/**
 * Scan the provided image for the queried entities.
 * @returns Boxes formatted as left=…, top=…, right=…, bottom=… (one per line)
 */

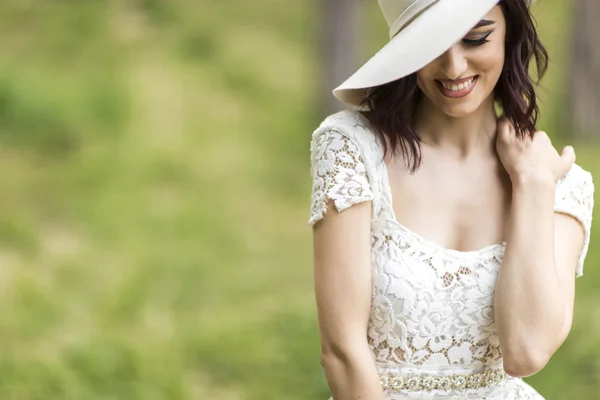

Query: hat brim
left=333, top=0, right=500, bottom=110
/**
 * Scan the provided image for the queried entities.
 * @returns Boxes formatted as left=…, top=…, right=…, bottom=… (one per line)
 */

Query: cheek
left=416, top=65, right=439, bottom=93
left=478, top=43, right=505, bottom=80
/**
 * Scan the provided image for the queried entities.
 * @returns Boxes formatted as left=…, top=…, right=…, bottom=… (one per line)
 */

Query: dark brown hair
left=359, top=0, right=549, bottom=172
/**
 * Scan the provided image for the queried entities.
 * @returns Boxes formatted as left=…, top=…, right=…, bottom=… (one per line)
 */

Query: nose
left=438, top=44, right=468, bottom=80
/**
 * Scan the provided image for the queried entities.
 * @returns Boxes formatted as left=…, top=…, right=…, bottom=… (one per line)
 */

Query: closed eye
left=462, top=31, right=493, bottom=48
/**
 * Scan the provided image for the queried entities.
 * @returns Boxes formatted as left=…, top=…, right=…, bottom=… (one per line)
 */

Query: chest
left=385, top=153, right=512, bottom=252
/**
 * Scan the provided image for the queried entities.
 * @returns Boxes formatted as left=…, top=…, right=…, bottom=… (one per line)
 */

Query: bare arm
left=313, top=199, right=385, bottom=400
left=493, top=121, right=592, bottom=377
left=494, top=172, right=583, bottom=377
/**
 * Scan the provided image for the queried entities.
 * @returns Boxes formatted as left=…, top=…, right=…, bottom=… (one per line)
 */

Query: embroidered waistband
left=379, top=367, right=509, bottom=392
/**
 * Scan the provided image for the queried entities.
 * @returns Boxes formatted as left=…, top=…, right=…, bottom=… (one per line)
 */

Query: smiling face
left=416, top=6, right=507, bottom=118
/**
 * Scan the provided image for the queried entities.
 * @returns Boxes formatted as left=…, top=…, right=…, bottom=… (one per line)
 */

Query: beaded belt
left=379, top=368, right=509, bottom=392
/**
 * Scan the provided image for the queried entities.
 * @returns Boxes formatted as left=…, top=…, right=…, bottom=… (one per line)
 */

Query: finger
left=531, top=130, right=548, bottom=144
left=496, top=118, right=514, bottom=143
left=536, top=131, right=551, bottom=143
left=560, top=145, right=576, bottom=173
left=562, top=145, right=576, bottom=161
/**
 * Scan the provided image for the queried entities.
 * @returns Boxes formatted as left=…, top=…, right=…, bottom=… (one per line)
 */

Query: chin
left=440, top=103, right=480, bottom=118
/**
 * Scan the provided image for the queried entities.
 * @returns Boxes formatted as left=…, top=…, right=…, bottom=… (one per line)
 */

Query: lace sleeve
left=554, top=164, right=595, bottom=277
left=308, top=129, right=374, bottom=226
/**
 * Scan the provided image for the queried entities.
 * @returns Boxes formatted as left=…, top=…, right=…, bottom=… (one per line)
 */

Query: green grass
left=0, top=0, right=597, bottom=399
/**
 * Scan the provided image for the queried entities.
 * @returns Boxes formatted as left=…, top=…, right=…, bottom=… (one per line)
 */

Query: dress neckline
left=388, top=213, right=507, bottom=256
left=379, top=153, right=507, bottom=257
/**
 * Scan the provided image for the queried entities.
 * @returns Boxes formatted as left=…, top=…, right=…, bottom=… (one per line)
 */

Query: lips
left=435, top=76, right=479, bottom=99
left=438, top=76, right=476, bottom=91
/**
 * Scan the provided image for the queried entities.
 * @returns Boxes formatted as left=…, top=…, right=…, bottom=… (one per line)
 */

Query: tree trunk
left=318, top=0, right=360, bottom=116
left=566, top=0, right=600, bottom=140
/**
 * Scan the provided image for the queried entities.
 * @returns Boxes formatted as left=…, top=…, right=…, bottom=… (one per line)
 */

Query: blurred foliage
left=0, top=0, right=597, bottom=399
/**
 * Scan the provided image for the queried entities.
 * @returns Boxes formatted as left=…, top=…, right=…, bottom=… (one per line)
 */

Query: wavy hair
left=359, top=0, right=549, bottom=172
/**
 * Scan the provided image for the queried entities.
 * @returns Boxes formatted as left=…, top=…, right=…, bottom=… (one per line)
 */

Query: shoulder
left=310, top=110, right=374, bottom=175
left=311, top=110, right=383, bottom=163
left=554, top=163, right=594, bottom=231
left=308, top=110, right=382, bottom=225
left=313, top=109, right=370, bottom=138
left=555, top=163, right=594, bottom=203
left=557, top=163, right=593, bottom=187
left=554, top=163, right=595, bottom=277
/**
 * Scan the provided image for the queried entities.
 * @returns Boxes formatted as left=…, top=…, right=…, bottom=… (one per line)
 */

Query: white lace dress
left=308, top=110, right=595, bottom=400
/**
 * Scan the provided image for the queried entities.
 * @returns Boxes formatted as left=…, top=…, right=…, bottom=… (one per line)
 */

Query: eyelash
left=462, top=32, right=493, bottom=48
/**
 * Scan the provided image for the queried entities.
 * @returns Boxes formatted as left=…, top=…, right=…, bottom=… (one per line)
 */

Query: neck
left=413, top=94, right=498, bottom=159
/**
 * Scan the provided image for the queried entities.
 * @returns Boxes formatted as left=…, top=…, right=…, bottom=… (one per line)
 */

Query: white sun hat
left=333, top=0, right=502, bottom=110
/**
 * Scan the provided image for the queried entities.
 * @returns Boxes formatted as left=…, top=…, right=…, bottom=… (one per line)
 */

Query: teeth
left=441, top=77, right=474, bottom=91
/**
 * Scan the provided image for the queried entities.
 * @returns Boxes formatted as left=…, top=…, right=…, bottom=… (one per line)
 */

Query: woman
left=308, top=0, right=594, bottom=399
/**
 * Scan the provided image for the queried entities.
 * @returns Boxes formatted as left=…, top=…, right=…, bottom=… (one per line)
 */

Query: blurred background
left=0, top=0, right=598, bottom=399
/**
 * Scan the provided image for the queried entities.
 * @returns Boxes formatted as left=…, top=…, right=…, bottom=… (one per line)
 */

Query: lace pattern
left=369, top=221, right=505, bottom=369
left=554, top=164, right=595, bottom=277
left=309, top=129, right=374, bottom=225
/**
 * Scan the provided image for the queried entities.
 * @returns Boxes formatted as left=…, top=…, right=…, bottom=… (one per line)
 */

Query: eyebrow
left=472, top=19, right=496, bottom=29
